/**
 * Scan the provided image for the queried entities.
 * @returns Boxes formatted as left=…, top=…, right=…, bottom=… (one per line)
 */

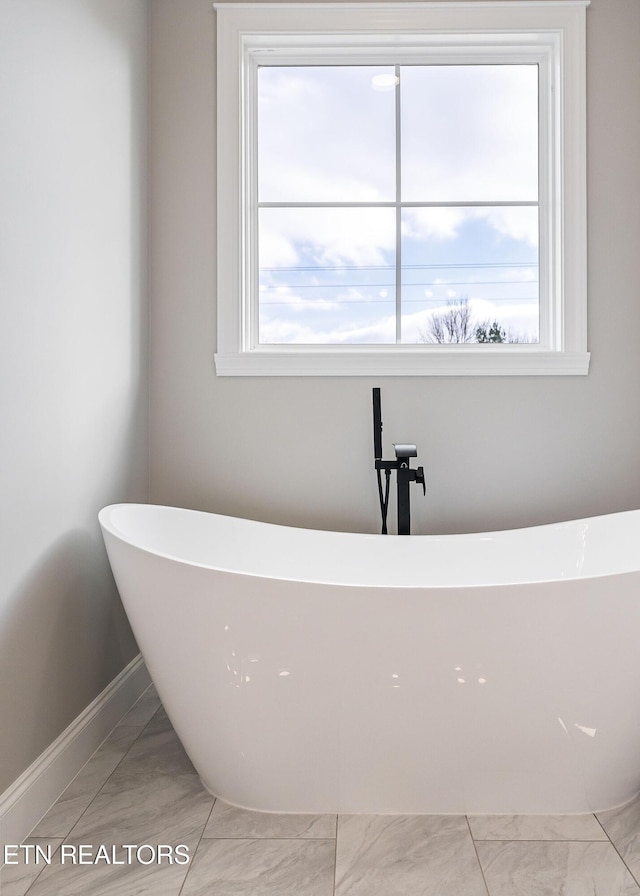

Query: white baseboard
left=0, top=654, right=150, bottom=850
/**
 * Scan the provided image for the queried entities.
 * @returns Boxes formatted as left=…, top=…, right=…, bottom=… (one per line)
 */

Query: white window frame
left=214, top=1, right=590, bottom=377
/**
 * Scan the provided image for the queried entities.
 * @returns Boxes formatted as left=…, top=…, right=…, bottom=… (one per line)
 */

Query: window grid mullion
left=255, top=64, right=541, bottom=348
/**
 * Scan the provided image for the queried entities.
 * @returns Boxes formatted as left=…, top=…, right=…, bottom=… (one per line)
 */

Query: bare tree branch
left=417, top=297, right=535, bottom=344
left=419, top=297, right=476, bottom=344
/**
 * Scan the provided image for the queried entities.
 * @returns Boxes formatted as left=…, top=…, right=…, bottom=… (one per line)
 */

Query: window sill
left=214, top=348, right=591, bottom=377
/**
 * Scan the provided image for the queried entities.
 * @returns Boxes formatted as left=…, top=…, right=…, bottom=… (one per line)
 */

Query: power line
left=260, top=296, right=539, bottom=306
left=260, top=261, right=537, bottom=272
left=260, top=280, right=538, bottom=289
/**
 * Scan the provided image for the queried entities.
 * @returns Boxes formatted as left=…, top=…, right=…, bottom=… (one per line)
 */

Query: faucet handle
left=394, top=443, right=418, bottom=459
left=415, top=466, right=426, bottom=496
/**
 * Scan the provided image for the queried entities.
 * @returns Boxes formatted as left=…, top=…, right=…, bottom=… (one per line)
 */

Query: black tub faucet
left=372, top=388, right=426, bottom=535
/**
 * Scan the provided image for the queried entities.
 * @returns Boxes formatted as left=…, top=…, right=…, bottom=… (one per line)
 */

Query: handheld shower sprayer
left=372, top=388, right=390, bottom=534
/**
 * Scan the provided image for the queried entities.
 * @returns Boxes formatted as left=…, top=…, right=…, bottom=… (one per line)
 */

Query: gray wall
left=149, top=0, right=640, bottom=537
left=0, top=0, right=148, bottom=792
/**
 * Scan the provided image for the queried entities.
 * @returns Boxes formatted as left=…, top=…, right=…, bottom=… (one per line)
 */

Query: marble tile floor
left=3, top=686, right=640, bottom=896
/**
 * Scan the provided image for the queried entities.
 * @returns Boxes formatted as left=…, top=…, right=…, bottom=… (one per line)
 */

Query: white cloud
left=482, top=207, right=539, bottom=249
left=260, top=309, right=396, bottom=344
left=403, top=206, right=539, bottom=250
left=259, top=63, right=538, bottom=204
left=401, top=65, right=538, bottom=203
left=260, top=206, right=395, bottom=269
left=258, top=229, right=298, bottom=269
left=402, top=207, right=466, bottom=241
left=259, top=66, right=396, bottom=203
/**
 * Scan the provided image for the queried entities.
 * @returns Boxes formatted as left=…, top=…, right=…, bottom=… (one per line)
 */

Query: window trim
left=214, top=1, right=590, bottom=376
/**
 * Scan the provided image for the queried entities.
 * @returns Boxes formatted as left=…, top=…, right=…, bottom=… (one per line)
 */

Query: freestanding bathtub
left=99, top=503, right=640, bottom=815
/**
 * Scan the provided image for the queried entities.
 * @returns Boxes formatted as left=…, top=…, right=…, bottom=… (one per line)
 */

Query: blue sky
left=257, top=64, right=539, bottom=344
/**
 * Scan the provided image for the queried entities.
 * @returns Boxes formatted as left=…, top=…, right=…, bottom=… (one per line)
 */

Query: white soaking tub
left=99, top=503, right=640, bottom=815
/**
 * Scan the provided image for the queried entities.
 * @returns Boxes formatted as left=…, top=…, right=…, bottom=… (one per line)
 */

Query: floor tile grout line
left=17, top=697, right=161, bottom=895
left=467, top=810, right=616, bottom=845
left=20, top=840, right=63, bottom=896
left=67, top=708, right=158, bottom=832
left=465, top=815, right=492, bottom=896
left=594, top=813, right=640, bottom=890
left=176, top=796, right=218, bottom=896
left=33, top=704, right=160, bottom=844
left=593, top=812, right=610, bottom=840
left=200, top=835, right=338, bottom=841
left=470, top=837, right=616, bottom=843
left=471, top=829, right=640, bottom=896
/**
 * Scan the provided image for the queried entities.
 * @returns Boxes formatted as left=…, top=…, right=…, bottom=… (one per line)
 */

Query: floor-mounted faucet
left=372, top=388, right=425, bottom=535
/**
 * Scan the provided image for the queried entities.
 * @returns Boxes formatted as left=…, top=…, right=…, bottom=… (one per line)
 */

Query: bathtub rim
left=99, top=503, right=640, bottom=591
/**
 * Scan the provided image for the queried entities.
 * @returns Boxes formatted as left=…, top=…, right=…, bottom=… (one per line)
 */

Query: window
left=214, top=1, right=590, bottom=376
left=258, top=63, right=539, bottom=346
